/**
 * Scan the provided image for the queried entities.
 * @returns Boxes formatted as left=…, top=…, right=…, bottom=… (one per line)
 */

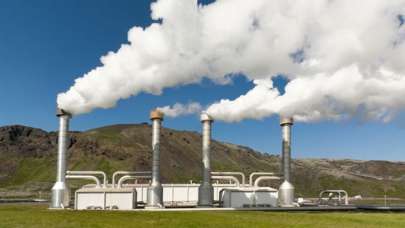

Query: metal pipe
left=51, top=108, right=71, bottom=209
left=319, top=190, right=349, bottom=205
left=146, top=110, right=164, bottom=208
left=280, top=117, right=293, bottom=182
left=199, top=113, right=214, bottom=207
left=279, top=116, right=295, bottom=207
left=66, top=171, right=107, bottom=187
left=254, top=176, right=281, bottom=187
left=249, top=172, right=275, bottom=186
left=117, top=175, right=152, bottom=188
left=112, top=171, right=152, bottom=188
left=211, top=176, right=240, bottom=187
left=65, top=175, right=101, bottom=187
left=212, top=172, right=246, bottom=186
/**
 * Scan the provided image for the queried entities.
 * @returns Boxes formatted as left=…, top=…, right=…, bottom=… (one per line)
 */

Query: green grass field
left=1, top=204, right=405, bottom=228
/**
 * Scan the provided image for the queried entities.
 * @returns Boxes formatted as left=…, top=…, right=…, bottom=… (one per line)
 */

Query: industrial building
left=50, top=108, right=351, bottom=211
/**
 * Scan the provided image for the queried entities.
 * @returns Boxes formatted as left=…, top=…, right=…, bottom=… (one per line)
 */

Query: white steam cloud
left=58, top=0, right=405, bottom=123
left=157, top=102, right=202, bottom=118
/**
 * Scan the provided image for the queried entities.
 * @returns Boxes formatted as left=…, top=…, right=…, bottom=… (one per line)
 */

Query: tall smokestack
left=278, top=116, right=295, bottom=207
left=50, top=108, right=71, bottom=209
left=146, top=110, right=164, bottom=208
left=198, top=113, right=214, bottom=207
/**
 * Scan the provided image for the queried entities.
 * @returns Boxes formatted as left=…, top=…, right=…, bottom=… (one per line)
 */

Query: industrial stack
left=51, top=109, right=71, bottom=209
left=49, top=108, right=303, bottom=210
left=279, top=117, right=295, bottom=207
left=198, top=113, right=214, bottom=207
left=146, top=110, right=164, bottom=209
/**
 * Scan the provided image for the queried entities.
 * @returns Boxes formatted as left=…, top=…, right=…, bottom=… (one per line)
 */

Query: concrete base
left=125, top=206, right=359, bottom=212
left=357, top=205, right=405, bottom=211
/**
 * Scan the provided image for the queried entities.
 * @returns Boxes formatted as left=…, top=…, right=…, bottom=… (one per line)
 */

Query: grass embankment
left=1, top=204, right=405, bottom=228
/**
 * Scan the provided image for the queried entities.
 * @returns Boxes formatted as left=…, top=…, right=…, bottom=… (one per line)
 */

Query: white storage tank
left=220, top=187, right=278, bottom=208
left=75, top=187, right=137, bottom=210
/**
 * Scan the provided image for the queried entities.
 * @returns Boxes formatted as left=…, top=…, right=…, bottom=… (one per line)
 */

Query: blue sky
left=0, top=0, right=404, bottom=161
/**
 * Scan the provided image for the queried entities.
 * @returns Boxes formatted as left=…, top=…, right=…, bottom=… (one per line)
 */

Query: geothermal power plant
left=49, top=108, right=354, bottom=211
left=46, top=0, right=405, bottom=212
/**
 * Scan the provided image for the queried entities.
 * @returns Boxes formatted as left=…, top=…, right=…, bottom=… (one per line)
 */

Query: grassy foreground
left=1, top=204, right=405, bottom=228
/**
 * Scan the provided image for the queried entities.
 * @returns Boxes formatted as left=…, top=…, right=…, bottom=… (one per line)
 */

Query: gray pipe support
left=51, top=109, right=71, bottom=209
left=198, top=113, right=214, bottom=207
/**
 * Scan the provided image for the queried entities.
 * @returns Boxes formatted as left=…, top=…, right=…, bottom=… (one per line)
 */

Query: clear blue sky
left=0, top=0, right=404, bottom=161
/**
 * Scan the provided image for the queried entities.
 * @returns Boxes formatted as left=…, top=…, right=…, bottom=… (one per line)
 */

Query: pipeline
left=65, top=175, right=101, bottom=188
left=211, top=176, right=240, bottom=187
left=117, top=175, right=152, bottom=188
left=319, top=190, right=349, bottom=206
left=254, top=176, right=281, bottom=187
left=212, top=172, right=246, bottom=186
left=249, top=172, right=276, bottom=186
left=112, top=171, right=152, bottom=188
left=66, top=171, right=107, bottom=187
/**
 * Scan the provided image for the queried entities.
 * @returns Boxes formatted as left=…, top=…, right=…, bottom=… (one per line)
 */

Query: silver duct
left=280, top=117, right=293, bottom=182
left=146, top=110, right=164, bottom=208
left=198, top=113, right=214, bottom=207
left=279, top=116, right=295, bottom=207
left=50, top=108, right=71, bottom=209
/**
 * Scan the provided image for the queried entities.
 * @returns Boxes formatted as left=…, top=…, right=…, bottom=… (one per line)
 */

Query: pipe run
left=254, top=176, right=281, bottom=187
left=147, top=110, right=164, bottom=208
left=211, top=172, right=246, bottom=186
left=117, top=175, right=152, bottom=188
left=65, top=175, right=101, bottom=188
left=112, top=171, right=152, bottom=188
left=249, top=172, right=275, bottom=186
left=211, top=176, right=240, bottom=187
left=66, top=171, right=107, bottom=187
left=51, top=108, right=71, bottom=209
left=319, top=190, right=349, bottom=206
left=198, top=113, right=214, bottom=207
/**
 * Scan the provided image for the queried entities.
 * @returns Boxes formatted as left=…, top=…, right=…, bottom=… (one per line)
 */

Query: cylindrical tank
left=51, top=108, right=71, bottom=209
left=146, top=110, right=164, bottom=208
left=198, top=113, right=214, bottom=207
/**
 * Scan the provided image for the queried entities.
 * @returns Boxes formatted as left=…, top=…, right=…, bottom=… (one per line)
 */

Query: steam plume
left=57, top=0, right=405, bottom=123
left=157, top=102, right=202, bottom=118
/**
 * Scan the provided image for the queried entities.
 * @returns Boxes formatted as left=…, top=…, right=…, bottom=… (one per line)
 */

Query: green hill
left=0, top=124, right=405, bottom=199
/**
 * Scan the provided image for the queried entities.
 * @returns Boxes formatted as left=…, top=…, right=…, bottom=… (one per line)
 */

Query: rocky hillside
left=0, top=124, right=405, bottom=199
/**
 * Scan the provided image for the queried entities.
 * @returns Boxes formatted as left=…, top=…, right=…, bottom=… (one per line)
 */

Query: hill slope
left=0, top=124, right=405, bottom=198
